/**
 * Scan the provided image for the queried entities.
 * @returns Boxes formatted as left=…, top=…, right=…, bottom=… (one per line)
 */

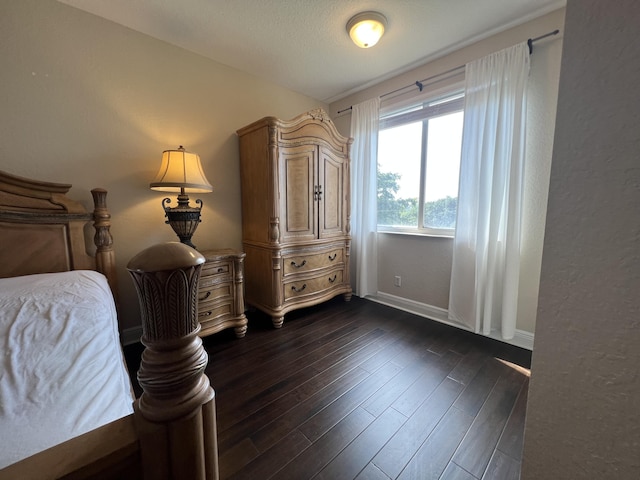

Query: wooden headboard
left=0, top=170, right=117, bottom=293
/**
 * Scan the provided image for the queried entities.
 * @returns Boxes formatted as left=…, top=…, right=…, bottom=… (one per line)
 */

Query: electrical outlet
left=394, top=275, right=401, bottom=287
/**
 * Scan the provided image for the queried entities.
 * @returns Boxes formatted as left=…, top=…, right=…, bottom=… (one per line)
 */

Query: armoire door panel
left=319, top=147, right=346, bottom=239
left=280, top=145, right=317, bottom=242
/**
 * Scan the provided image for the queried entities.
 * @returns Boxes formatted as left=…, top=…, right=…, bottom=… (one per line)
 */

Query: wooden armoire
left=237, top=109, right=353, bottom=328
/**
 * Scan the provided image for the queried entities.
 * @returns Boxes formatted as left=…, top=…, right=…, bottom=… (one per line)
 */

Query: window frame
left=377, top=87, right=464, bottom=237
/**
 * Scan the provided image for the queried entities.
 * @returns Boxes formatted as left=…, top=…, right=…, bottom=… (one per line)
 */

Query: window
left=377, top=91, right=464, bottom=235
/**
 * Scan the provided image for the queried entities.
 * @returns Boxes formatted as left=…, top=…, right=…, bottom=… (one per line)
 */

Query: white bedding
left=0, top=270, right=135, bottom=469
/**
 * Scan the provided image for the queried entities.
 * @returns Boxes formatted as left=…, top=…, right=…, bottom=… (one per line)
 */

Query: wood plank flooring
left=124, top=297, right=531, bottom=480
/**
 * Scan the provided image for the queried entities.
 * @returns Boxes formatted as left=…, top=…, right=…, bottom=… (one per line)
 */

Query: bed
left=0, top=170, right=218, bottom=479
left=0, top=270, right=134, bottom=468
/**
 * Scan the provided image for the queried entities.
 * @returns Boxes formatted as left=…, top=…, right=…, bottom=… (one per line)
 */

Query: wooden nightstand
left=197, top=249, right=247, bottom=338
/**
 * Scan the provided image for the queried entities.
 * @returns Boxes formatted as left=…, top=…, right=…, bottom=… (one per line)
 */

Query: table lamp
left=150, top=146, right=212, bottom=249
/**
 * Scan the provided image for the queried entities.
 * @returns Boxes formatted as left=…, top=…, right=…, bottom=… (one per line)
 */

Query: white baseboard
left=120, top=326, right=142, bottom=346
left=489, top=329, right=535, bottom=351
left=369, top=291, right=534, bottom=351
left=371, top=291, right=468, bottom=329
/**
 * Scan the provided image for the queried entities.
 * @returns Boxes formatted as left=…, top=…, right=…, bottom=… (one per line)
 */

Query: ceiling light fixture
left=346, top=11, right=387, bottom=48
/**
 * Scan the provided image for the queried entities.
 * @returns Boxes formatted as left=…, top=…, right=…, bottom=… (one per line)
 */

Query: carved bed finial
left=127, top=242, right=212, bottom=418
left=127, top=242, right=218, bottom=479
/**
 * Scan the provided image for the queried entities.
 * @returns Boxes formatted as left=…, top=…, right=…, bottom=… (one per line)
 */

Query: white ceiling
left=56, top=0, right=565, bottom=103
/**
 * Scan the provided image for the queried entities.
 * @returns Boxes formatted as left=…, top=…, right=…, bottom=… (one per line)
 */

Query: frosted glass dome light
left=346, top=11, right=387, bottom=48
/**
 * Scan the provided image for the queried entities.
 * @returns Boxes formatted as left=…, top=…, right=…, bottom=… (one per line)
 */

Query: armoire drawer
left=283, top=269, right=344, bottom=300
left=283, top=248, right=344, bottom=276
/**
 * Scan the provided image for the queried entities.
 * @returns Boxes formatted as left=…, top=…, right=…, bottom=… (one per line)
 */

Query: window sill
left=377, top=229, right=454, bottom=239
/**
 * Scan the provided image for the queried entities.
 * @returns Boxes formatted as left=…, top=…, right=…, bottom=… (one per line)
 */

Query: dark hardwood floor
left=124, top=297, right=531, bottom=480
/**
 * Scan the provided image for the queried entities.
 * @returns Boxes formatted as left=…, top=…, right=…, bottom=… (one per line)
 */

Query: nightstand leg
left=234, top=324, right=247, bottom=338
left=344, top=292, right=352, bottom=302
left=272, top=316, right=284, bottom=328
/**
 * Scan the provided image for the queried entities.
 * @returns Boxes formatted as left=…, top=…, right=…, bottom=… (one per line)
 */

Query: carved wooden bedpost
left=127, top=242, right=219, bottom=480
left=91, top=188, right=117, bottom=296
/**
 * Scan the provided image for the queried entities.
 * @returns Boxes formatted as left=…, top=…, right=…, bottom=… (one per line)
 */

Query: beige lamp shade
left=150, top=146, right=213, bottom=193
left=347, top=11, right=387, bottom=48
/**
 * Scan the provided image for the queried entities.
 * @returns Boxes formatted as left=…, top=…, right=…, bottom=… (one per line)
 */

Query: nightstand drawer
left=198, top=284, right=232, bottom=303
left=198, top=300, right=232, bottom=321
left=201, top=261, right=231, bottom=280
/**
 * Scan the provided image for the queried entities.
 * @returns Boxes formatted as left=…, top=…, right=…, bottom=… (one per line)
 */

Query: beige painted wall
left=522, top=0, right=640, bottom=477
left=0, top=0, right=325, bottom=332
left=330, top=9, right=564, bottom=338
left=377, top=233, right=453, bottom=307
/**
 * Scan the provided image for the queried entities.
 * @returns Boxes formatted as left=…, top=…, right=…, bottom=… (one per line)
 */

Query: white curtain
left=350, top=97, right=380, bottom=297
left=448, top=43, right=530, bottom=340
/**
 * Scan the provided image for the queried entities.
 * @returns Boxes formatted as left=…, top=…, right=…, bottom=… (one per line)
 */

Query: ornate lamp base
left=162, top=193, right=203, bottom=249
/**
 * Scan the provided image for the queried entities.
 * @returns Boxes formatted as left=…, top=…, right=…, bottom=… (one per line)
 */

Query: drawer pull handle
left=328, top=274, right=337, bottom=283
left=290, top=260, right=307, bottom=268
left=291, top=283, right=307, bottom=293
left=200, top=311, right=212, bottom=317
left=217, top=267, right=225, bottom=273
left=328, top=253, right=337, bottom=261
left=199, top=291, right=211, bottom=301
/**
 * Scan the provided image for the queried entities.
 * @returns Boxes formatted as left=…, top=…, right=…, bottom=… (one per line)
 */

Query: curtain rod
left=336, top=29, right=560, bottom=115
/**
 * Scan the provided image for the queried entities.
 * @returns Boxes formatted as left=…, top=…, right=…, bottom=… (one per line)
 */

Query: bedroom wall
left=522, top=0, right=640, bottom=477
left=0, top=0, right=324, bottom=333
left=330, top=8, right=565, bottom=346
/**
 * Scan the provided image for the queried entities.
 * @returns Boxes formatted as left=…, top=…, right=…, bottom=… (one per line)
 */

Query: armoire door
left=279, top=144, right=318, bottom=242
left=318, top=146, right=347, bottom=239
